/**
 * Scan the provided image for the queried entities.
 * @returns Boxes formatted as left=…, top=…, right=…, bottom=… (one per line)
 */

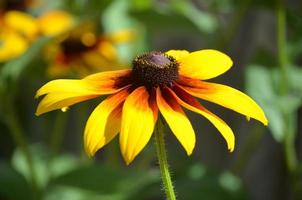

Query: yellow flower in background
left=0, top=29, right=28, bottom=62
left=0, top=0, right=37, bottom=61
left=0, top=0, right=131, bottom=64
left=0, top=11, right=37, bottom=61
left=0, top=0, right=33, bottom=12
left=38, top=10, right=75, bottom=37
left=35, top=49, right=268, bottom=164
left=2, top=11, right=39, bottom=40
left=0, top=0, right=39, bottom=39
left=44, top=21, right=134, bottom=77
left=0, top=7, right=75, bottom=62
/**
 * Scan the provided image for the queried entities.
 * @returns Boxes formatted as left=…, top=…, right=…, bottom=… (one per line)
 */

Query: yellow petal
left=36, top=80, right=105, bottom=98
left=178, top=78, right=268, bottom=125
left=37, top=69, right=131, bottom=98
left=35, top=76, right=129, bottom=116
left=84, top=89, right=129, bottom=156
left=156, top=87, right=195, bottom=155
left=178, top=49, right=233, bottom=80
left=96, top=40, right=118, bottom=61
left=38, top=10, right=75, bottom=37
left=81, top=32, right=97, bottom=47
left=4, top=11, right=39, bottom=40
left=35, top=92, right=99, bottom=116
left=84, top=69, right=131, bottom=83
left=168, top=86, right=235, bottom=151
left=107, top=29, right=135, bottom=44
left=120, top=86, right=157, bottom=164
left=165, top=50, right=189, bottom=60
left=46, top=63, right=71, bottom=78
left=0, top=31, right=28, bottom=62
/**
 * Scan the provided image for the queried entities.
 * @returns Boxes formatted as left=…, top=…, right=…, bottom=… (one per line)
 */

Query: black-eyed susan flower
left=0, top=0, right=39, bottom=61
left=0, top=0, right=32, bottom=11
left=35, top=49, right=268, bottom=164
left=44, top=21, right=134, bottom=77
left=1, top=11, right=38, bottom=40
left=37, top=10, right=75, bottom=37
left=0, top=29, right=28, bottom=62
left=0, top=0, right=39, bottom=39
left=0, top=5, right=75, bottom=62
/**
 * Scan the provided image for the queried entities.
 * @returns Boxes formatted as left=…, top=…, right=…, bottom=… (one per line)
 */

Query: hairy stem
left=155, top=119, right=177, bottom=200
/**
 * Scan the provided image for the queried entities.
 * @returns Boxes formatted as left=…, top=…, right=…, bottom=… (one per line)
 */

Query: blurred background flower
left=0, top=0, right=38, bottom=61
left=44, top=20, right=134, bottom=77
left=0, top=0, right=302, bottom=200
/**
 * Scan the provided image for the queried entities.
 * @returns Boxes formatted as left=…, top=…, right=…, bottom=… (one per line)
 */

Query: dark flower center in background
left=61, top=37, right=96, bottom=57
left=3, top=0, right=28, bottom=11
left=132, top=52, right=179, bottom=88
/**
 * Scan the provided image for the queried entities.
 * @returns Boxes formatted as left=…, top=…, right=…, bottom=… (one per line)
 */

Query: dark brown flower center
left=61, top=37, right=96, bottom=57
left=132, top=52, right=179, bottom=88
left=3, top=0, right=28, bottom=11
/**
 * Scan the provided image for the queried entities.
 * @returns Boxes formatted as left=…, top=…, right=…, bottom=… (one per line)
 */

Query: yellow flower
left=38, top=10, right=75, bottom=37
left=2, top=11, right=39, bottom=40
left=0, top=9, right=38, bottom=61
left=35, top=49, right=268, bottom=164
left=0, top=8, right=75, bottom=62
left=45, top=21, right=134, bottom=77
left=0, top=29, right=28, bottom=62
left=0, top=0, right=33, bottom=11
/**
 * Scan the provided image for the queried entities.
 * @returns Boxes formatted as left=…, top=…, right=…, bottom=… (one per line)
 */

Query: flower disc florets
left=61, top=37, right=95, bottom=56
left=132, top=52, right=179, bottom=88
left=5, top=0, right=27, bottom=11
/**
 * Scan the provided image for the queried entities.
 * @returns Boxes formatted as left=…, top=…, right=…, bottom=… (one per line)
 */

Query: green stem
left=216, top=0, right=251, bottom=48
left=47, top=112, right=68, bottom=182
left=276, top=0, right=289, bottom=94
left=6, top=100, right=40, bottom=200
left=276, top=0, right=298, bottom=173
left=154, top=119, right=176, bottom=200
left=283, top=113, right=298, bottom=172
left=50, top=112, right=67, bottom=156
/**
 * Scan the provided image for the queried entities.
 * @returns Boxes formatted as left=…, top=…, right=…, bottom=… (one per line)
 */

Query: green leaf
left=271, top=66, right=302, bottom=113
left=130, top=0, right=218, bottom=34
left=11, top=144, right=79, bottom=189
left=245, top=65, right=302, bottom=142
left=52, top=164, right=160, bottom=198
left=172, top=0, right=218, bottom=33
left=245, top=65, right=284, bottom=141
left=102, top=0, right=148, bottom=61
left=175, top=163, right=245, bottom=200
left=0, top=162, right=32, bottom=200
left=245, top=65, right=275, bottom=100
left=9, top=139, right=157, bottom=199
left=45, top=186, right=123, bottom=200
left=130, top=0, right=153, bottom=10
left=129, top=9, right=200, bottom=33
left=287, top=66, right=302, bottom=94
left=12, top=145, right=51, bottom=189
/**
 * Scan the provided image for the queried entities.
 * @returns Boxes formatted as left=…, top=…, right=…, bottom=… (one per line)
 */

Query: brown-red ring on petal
left=114, top=72, right=133, bottom=89
left=170, top=83, right=206, bottom=108
left=159, top=87, right=182, bottom=111
left=176, top=75, right=208, bottom=90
